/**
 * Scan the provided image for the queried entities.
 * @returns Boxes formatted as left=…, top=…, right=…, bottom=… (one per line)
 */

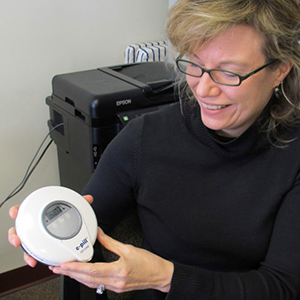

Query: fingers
left=51, top=262, right=107, bottom=289
left=97, top=227, right=125, bottom=257
left=9, top=205, right=20, bottom=219
left=50, top=232, right=169, bottom=294
left=24, top=252, right=38, bottom=268
left=59, top=258, right=117, bottom=278
left=51, top=261, right=126, bottom=293
left=82, top=195, right=93, bottom=205
left=8, top=227, right=38, bottom=267
left=8, top=227, right=21, bottom=247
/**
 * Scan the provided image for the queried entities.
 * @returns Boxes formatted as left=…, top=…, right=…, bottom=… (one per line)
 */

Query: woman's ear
left=273, top=61, right=293, bottom=88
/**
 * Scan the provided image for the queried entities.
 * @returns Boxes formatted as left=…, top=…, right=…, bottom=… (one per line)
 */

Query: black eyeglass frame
left=175, top=57, right=277, bottom=86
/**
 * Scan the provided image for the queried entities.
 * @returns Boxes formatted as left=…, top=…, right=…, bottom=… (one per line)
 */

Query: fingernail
left=9, top=237, right=15, bottom=245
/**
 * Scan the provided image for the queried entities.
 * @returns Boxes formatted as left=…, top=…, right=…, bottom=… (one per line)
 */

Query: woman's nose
left=195, top=73, right=221, bottom=98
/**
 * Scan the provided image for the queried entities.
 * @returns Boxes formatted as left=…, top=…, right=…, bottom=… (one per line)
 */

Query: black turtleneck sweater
left=84, top=101, right=300, bottom=300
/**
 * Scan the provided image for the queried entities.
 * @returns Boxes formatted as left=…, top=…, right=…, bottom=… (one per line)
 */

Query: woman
left=9, top=0, right=300, bottom=299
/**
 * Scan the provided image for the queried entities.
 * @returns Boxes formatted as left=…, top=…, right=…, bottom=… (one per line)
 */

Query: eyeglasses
left=175, top=57, right=277, bottom=86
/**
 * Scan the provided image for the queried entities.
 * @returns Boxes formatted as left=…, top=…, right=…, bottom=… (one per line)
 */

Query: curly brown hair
left=166, top=0, right=300, bottom=145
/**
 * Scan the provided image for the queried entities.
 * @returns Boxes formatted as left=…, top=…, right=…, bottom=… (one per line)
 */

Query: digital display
left=47, top=206, right=63, bottom=221
left=42, top=201, right=82, bottom=239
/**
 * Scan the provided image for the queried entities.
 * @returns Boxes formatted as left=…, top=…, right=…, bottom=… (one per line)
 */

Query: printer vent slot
left=75, top=109, right=85, bottom=121
left=52, top=110, right=64, bottom=135
left=65, top=97, right=75, bottom=106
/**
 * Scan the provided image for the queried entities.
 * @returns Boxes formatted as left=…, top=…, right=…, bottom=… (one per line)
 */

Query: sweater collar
left=181, top=100, right=271, bottom=157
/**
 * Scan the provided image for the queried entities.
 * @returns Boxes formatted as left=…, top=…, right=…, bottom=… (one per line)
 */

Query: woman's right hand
left=7, top=195, right=94, bottom=268
left=8, top=205, right=38, bottom=267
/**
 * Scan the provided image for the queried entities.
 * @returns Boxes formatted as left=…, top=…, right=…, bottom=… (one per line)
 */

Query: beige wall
left=0, top=0, right=169, bottom=274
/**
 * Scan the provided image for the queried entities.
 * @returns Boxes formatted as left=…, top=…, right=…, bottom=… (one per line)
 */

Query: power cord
left=0, top=123, right=64, bottom=208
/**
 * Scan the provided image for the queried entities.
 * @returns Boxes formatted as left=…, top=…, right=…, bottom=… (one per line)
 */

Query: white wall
left=0, top=0, right=169, bottom=274
left=169, top=0, right=177, bottom=7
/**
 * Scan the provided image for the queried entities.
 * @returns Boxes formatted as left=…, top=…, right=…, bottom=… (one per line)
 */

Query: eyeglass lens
left=177, top=60, right=240, bottom=85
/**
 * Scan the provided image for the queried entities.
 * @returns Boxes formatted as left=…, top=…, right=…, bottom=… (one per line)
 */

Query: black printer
left=47, top=61, right=179, bottom=193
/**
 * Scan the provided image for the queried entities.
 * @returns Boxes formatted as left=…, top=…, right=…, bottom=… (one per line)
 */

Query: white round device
left=15, top=186, right=98, bottom=266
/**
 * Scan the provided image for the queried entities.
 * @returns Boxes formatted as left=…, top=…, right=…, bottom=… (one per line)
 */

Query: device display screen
left=42, top=201, right=82, bottom=239
left=47, top=206, right=63, bottom=221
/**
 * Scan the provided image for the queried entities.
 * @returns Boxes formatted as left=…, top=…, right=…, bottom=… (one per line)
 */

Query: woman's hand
left=8, top=204, right=38, bottom=267
left=50, top=227, right=174, bottom=294
left=8, top=195, right=94, bottom=268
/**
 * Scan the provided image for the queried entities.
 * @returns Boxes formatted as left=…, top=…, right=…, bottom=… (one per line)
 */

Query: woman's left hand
left=50, top=227, right=174, bottom=294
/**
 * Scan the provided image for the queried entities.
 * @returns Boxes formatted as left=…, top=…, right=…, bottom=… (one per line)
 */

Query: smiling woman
left=8, top=0, right=300, bottom=300
left=179, top=25, right=288, bottom=138
left=167, top=0, right=300, bottom=144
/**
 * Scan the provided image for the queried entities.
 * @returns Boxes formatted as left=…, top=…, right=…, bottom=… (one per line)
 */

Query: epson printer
left=47, top=61, right=179, bottom=193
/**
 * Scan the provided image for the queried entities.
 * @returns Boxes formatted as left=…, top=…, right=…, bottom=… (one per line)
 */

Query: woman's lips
left=201, top=102, right=230, bottom=110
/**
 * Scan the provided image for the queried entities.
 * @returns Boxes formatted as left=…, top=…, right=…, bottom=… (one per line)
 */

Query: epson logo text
left=116, top=99, right=132, bottom=106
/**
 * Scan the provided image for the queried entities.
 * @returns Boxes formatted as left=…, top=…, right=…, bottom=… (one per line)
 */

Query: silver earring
left=275, top=81, right=295, bottom=107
